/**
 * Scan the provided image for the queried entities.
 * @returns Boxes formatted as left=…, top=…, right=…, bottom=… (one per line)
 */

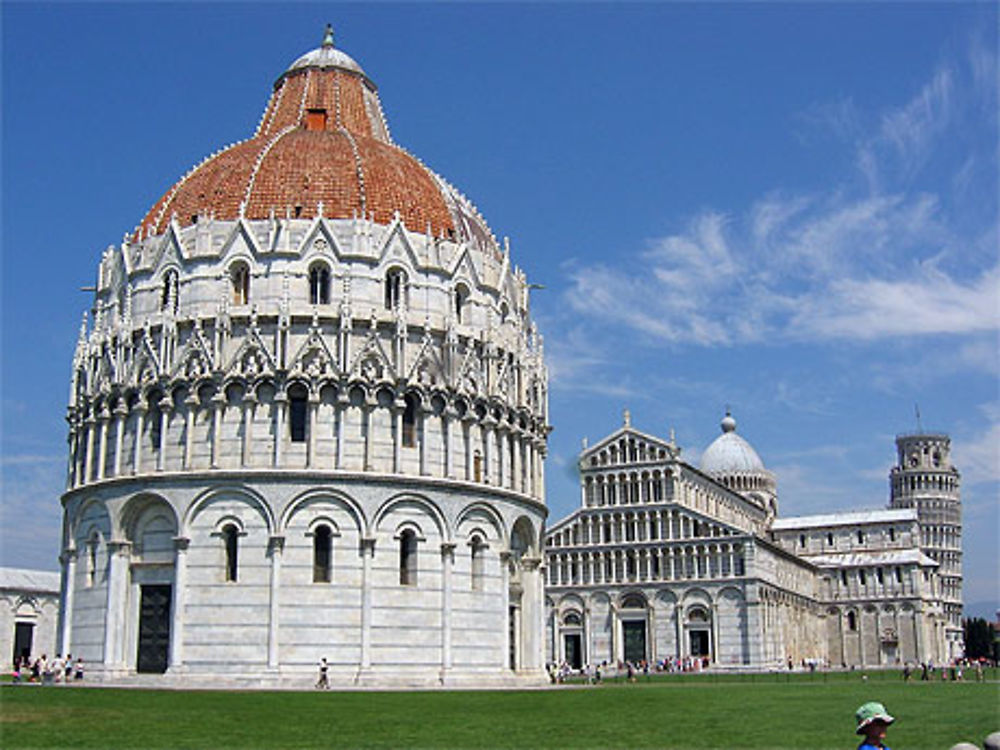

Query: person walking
left=316, top=658, right=329, bottom=689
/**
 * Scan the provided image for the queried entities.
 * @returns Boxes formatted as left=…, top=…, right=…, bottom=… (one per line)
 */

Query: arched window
left=148, top=393, right=163, bottom=450
left=86, top=533, right=99, bottom=588
left=222, top=524, right=239, bottom=582
left=399, top=529, right=417, bottom=585
left=402, top=393, right=417, bottom=448
left=384, top=268, right=405, bottom=310
left=622, top=593, right=646, bottom=610
left=289, top=385, right=308, bottom=443
left=309, top=264, right=330, bottom=305
left=313, top=525, right=332, bottom=583
left=799, top=534, right=806, bottom=548
left=858, top=569, right=867, bottom=585
left=161, top=270, right=179, bottom=313
left=857, top=530, right=865, bottom=544
left=827, top=532, right=834, bottom=546
left=231, top=262, right=250, bottom=306
left=846, top=611, right=857, bottom=631
left=471, top=535, right=485, bottom=590
left=454, top=284, right=469, bottom=323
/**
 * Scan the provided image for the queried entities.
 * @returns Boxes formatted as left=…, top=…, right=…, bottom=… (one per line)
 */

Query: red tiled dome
left=138, top=33, right=494, bottom=251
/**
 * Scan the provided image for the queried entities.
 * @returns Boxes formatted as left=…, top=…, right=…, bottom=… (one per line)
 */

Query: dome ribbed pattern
left=137, top=40, right=493, bottom=249
left=700, top=412, right=767, bottom=474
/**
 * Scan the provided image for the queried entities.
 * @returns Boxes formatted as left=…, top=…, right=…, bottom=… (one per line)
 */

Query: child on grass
left=855, top=701, right=895, bottom=750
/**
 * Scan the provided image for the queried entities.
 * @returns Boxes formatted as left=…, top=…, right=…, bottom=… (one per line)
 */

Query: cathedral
left=544, top=411, right=963, bottom=670
left=56, top=28, right=550, bottom=686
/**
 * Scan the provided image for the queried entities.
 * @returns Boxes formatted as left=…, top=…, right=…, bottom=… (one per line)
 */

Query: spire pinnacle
left=322, top=23, right=335, bottom=48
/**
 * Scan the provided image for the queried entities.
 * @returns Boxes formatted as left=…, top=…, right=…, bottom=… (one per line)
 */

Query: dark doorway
left=564, top=633, right=583, bottom=669
left=137, top=584, right=171, bottom=673
left=689, top=629, right=711, bottom=658
left=623, top=620, right=646, bottom=663
left=13, top=622, right=34, bottom=661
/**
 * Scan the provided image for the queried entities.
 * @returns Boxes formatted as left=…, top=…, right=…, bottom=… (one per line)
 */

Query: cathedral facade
left=544, top=412, right=960, bottom=670
left=57, top=29, right=549, bottom=686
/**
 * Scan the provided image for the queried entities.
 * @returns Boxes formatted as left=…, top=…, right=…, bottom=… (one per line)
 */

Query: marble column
left=169, top=537, right=189, bottom=670
left=84, top=416, right=96, bottom=482
left=273, top=391, right=286, bottom=468
left=360, top=537, right=375, bottom=669
left=96, top=409, right=110, bottom=480
left=183, top=394, right=197, bottom=469
left=267, top=535, right=284, bottom=668
left=133, top=406, right=146, bottom=475
left=240, top=393, right=256, bottom=468
left=103, top=540, right=131, bottom=669
left=441, top=543, right=455, bottom=673
left=58, top=548, right=77, bottom=656
left=306, top=399, right=319, bottom=468
left=500, top=552, right=511, bottom=670
left=210, top=395, right=223, bottom=469
left=157, top=395, right=171, bottom=472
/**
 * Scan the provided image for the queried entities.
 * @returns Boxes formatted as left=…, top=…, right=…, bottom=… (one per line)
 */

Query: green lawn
left=1, top=675, right=997, bottom=749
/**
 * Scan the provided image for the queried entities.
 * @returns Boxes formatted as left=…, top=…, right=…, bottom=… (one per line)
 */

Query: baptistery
left=57, top=27, right=549, bottom=686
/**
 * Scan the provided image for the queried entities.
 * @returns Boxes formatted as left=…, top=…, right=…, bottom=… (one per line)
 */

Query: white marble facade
left=545, top=413, right=956, bottom=670
left=1, top=568, right=61, bottom=667
left=58, top=33, right=549, bottom=687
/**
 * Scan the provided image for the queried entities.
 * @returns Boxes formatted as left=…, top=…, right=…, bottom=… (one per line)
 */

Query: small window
left=309, top=265, right=330, bottom=305
left=161, top=270, right=179, bottom=313
left=471, top=535, right=485, bottom=591
left=402, top=394, right=417, bottom=448
left=847, top=611, right=857, bottom=631
left=888, top=527, right=896, bottom=542
left=858, top=569, right=867, bottom=585
left=222, top=524, right=239, bottom=582
left=827, top=532, right=834, bottom=546
left=385, top=269, right=405, bottom=310
left=305, top=108, right=327, bottom=131
left=876, top=567, right=884, bottom=585
left=149, top=395, right=162, bottom=450
left=289, top=386, right=308, bottom=443
left=840, top=570, right=848, bottom=586
left=399, top=529, right=417, bottom=586
left=231, top=262, right=250, bottom=306
left=86, top=534, right=99, bottom=588
left=856, top=530, right=865, bottom=544
left=895, top=567, right=903, bottom=584
left=799, top=534, right=806, bottom=548
left=313, top=525, right=332, bottom=583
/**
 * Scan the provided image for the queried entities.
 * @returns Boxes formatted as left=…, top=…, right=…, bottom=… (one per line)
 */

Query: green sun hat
left=855, top=702, right=895, bottom=734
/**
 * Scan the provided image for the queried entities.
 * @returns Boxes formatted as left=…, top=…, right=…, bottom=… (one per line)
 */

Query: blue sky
left=2, top=3, right=997, bottom=615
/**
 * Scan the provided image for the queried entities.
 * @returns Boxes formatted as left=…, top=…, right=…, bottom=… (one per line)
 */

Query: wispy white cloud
left=560, top=40, right=998, bottom=353
left=953, top=403, right=1000, bottom=485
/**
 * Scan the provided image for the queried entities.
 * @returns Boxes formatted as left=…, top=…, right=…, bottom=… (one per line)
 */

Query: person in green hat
left=855, top=701, right=895, bottom=749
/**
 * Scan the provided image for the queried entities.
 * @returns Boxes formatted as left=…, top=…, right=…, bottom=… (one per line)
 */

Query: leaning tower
left=889, top=433, right=962, bottom=659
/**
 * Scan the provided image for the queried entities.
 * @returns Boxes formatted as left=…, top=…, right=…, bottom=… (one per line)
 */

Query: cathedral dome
left=700, top=411, right=767, bottom=474
left=136, top=26, right=498, bottom=255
